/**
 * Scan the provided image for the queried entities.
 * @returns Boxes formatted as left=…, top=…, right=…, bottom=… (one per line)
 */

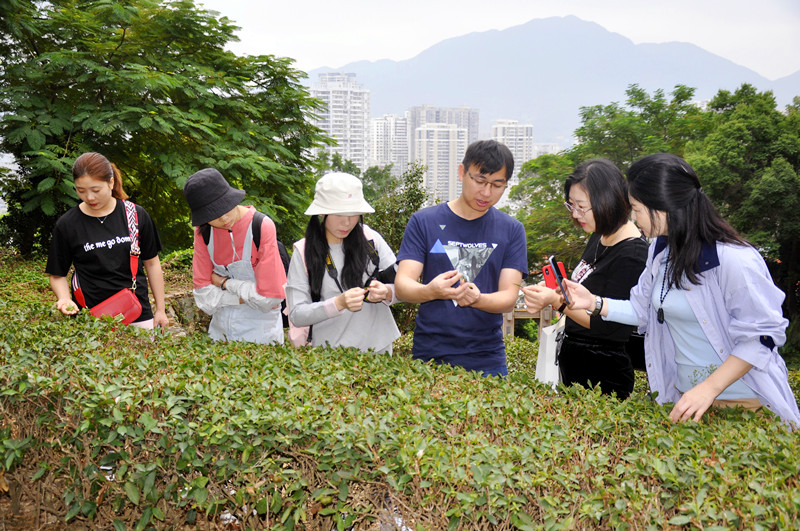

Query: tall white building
left=407, top=105, right=479, bottom=162
left=415, top=123, right=467, bottom=203
left=533, top=143, right=562, bottom=158
left=369, top=113, right=409, bottom=178
left=491, top=119, right=535, bottom=180
left=309, top=72, right=370, bottom=170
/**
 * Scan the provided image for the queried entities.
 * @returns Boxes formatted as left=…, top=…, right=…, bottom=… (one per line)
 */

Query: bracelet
left=221, top=278, right=228, bottom=291
left=557, top=302, right=567, bottom=313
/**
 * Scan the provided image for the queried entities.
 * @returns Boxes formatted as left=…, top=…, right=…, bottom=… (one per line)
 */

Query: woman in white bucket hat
left=285, top=172, right=401, bottom=353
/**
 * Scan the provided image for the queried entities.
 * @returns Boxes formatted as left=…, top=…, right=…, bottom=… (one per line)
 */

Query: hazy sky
left=198, top=0, right=800, bottom=80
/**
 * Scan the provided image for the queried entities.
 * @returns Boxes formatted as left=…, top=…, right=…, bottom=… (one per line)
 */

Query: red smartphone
left=542, top=256, right=570, bottom=304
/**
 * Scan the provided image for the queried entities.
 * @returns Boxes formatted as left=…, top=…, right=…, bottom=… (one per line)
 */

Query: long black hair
left=564, top=158, right=630, bottom=236
left=627, top=153, right=748, bottom=288
left=305, top=215, right=371, bottom=301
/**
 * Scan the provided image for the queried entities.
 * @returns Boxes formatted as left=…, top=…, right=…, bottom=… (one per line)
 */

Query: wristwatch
left=587, top=295, right=603, bottom=317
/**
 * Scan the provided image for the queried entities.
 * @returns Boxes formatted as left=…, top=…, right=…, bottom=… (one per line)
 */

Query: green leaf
left=135, top=507, right=152, bottom=531
left=37, top=177, right=56, bottom=192
left=124, top=482, right=140, bottom=506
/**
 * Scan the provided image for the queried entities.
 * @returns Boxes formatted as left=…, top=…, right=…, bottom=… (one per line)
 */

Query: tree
left=360, top=164, right=397, bottom=204
left=0, top=0, right=330, bottom=253
left=572, top=84, right=707, bottom=169
left=685, top=84, right=800, bottom=323
left=366, top=162, right=428, bottom=332
left=507, top=153, right=586, bottom=272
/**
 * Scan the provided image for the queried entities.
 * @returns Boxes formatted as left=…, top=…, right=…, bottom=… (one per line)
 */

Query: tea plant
left=2, top=253, right=799, bottom=529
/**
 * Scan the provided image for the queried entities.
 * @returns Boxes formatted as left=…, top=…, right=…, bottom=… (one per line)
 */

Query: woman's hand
left=366, top=280, right=391, bottom=303
left=336, top=287, right=368, bottom=312
left=153, top=309, right=169, bottom=328
left=211, top=272, right=227, bottom=288
left=562, top=279, right=594, bottom=310
left=669, top=382, right=717, bottom=422
left=669, top=355, right=753, bottom=423
left=521, top=283, right=559, bottom=313
left=56, top=298, right=79, bottom=315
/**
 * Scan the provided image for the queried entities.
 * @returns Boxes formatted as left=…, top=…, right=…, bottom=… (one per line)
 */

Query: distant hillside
left=307, top=16, right=800, bottom=145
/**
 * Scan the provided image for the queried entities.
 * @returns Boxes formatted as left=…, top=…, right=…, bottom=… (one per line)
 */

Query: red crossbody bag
left=72, top=201, right=143, bottom=325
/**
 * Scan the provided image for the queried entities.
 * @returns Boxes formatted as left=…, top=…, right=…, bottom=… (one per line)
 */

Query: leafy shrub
left=2, top=254, right=800, bottom=529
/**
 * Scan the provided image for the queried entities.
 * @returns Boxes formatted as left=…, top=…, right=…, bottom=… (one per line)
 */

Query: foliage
left=360, top=164, right=398, bottom=204
left=0, top=0, right=330, bottom=254
left=365, top=162, right=429, bottom=333
left=572, top=84, right=709, bottom=168
left=508, top=153, right=586, bottom=270
left=683, top=84, right=800, bottom=326
left=3, top=296, right=800, bottom=529
left=3, top=253, right=800, bottom=528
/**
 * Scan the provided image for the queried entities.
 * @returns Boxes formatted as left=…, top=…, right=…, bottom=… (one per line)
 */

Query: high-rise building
left=369, top=113, right=409, bottom=178
left=533, top=143, right=562, bottom=158
left=415, top=123, right=467, bottom=203
left=491, top=119, right=535, bottom=180
left=407, top=105, right=479, bottom=162
left=309, top=72, right=370, bottom=170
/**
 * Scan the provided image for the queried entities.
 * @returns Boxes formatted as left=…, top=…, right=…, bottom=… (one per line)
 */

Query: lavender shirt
left=605, top=237, right=799, bottom=427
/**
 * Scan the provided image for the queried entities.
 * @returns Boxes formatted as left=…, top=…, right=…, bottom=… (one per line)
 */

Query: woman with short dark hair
left=563, top=153, right=800, bottom=426
left=523, top=158, right=647, bottom=399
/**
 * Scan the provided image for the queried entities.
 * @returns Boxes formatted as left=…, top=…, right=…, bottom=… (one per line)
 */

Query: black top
left=45, top=199, right=162, bottom=321
left=565, top=232, right=648, bottom=343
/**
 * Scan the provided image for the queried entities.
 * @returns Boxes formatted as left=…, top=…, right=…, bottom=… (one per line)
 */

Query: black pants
left=558, top=334, right=635, bottom=400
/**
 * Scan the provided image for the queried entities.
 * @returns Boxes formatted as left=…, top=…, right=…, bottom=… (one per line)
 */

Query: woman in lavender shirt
left=562, top=153, right=799, bottom=427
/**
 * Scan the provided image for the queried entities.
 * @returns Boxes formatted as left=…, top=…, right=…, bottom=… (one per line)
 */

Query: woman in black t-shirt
left=522, top=159, right=647, bottom=399
left=45, top=152, right=168, bottom=328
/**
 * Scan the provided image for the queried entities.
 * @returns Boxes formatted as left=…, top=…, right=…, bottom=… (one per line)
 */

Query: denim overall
left=207, top=224, right=283, bottom=344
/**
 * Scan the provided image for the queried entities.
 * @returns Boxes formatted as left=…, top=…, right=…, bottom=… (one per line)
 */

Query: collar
left=653, top=236, right=720, bottom=273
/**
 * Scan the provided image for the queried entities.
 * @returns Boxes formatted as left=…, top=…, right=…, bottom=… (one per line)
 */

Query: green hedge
left=2, top=300, right=800, bottom=530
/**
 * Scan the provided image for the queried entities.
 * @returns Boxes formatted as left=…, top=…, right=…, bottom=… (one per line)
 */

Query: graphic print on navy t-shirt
left=430, top=235, right=496, bottom=283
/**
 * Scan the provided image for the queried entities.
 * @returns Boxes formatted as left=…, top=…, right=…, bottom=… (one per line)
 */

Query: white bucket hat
left=304, top=172, right=374, bottom=216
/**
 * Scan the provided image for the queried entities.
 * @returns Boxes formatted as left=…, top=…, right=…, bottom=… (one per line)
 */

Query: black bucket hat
left=183, top=168, right=245, bottom=227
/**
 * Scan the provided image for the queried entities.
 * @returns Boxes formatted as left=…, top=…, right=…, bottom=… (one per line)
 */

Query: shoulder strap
left=201, top=210, right=263, bottom=248
left=123, top=201, right=140, bottom=290
left=325, top=251, right=344, bottom=293
left=365, top=239, right=379, bottom=269
left=251, top=210, right=265, bottom=250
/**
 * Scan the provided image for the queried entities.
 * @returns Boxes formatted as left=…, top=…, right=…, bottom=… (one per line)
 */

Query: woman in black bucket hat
left=184, top=168, right=286, bottom=344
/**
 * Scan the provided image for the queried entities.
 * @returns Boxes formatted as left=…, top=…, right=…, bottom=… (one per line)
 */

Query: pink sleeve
left=192, top=228, right=213, bottom=289
left=253, top=216, right=286, bottom=299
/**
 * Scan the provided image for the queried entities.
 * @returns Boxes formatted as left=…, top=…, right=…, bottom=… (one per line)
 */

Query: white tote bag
left=535, top=317, right=565, bottom=388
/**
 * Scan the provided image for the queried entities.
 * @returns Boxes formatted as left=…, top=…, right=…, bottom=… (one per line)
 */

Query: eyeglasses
left=468, top=172, right=507, bottom=191
left=564, top=201, right=592, bottom=217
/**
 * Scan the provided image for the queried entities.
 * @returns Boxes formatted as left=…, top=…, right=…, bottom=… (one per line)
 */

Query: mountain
left=307, top=16, right=800, bottom=145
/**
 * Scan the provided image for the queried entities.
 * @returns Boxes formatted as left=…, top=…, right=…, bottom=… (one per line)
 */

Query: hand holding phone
left=543, top=255, right=570, bottom=305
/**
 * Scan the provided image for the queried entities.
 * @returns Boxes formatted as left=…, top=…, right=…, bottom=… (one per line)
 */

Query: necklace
left=657, top=251, right=671, bottom=324
left=97, top=215, right=109, bottom=224
left=592, top=236, right=610, bottom=265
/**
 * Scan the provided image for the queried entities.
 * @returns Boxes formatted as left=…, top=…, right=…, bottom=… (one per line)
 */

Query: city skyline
left=198, top=0, right=800, bottom=81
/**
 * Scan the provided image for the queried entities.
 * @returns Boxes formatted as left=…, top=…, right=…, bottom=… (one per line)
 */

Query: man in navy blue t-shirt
left=396, top=140, right=528, bottom=376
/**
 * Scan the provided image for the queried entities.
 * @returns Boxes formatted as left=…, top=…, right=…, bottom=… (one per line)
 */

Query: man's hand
left=456, top=281, right=481, bottom=307
left=427, top=270, right=468, bottom=301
